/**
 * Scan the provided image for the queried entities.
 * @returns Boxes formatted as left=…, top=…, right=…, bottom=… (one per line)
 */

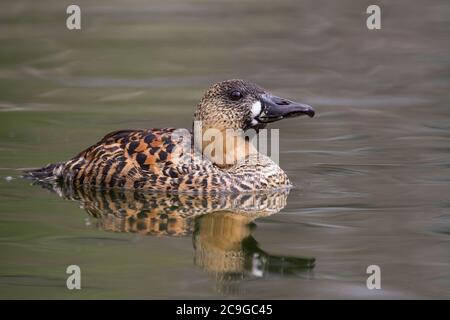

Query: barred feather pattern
left=26, top=128, right=291, bottom=194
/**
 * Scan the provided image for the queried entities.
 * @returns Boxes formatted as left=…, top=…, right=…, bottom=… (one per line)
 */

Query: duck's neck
left=194, top=123, right=259, bottom=168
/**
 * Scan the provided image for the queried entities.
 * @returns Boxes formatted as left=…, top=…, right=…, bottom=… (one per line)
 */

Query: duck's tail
left=23, top=163, right=64, bottom=182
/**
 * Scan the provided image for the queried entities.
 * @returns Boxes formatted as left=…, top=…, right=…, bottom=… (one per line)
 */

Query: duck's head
left=194, top=79, right=314, bottom=131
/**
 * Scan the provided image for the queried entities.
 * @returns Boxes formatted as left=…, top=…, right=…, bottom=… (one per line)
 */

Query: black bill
left=257, top=94, right=315, bottom=123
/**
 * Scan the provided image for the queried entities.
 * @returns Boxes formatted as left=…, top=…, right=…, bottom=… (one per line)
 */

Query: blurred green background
left=0, top=0, right=449, bottom=299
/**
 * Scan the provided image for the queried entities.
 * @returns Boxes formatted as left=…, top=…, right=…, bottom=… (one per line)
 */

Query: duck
left=25, top=79, right=315, bottom=194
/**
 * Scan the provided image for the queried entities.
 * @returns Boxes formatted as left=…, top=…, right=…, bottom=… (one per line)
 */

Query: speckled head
left=194, top=79, right=315, bottom=131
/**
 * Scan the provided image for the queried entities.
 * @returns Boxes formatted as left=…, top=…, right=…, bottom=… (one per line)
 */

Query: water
left=0, top=0, right=449, bottom=299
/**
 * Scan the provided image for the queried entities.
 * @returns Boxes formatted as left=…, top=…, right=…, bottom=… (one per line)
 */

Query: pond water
left=0, top=0, right=449, bottom=299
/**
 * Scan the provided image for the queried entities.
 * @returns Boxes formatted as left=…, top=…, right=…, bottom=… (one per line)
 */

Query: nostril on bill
left=277, top=100, right=290, bottom=105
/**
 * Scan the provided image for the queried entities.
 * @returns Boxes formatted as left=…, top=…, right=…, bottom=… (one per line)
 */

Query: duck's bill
left=257, top=94, right=315, bottom=123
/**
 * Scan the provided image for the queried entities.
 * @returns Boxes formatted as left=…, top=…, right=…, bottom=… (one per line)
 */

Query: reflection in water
left=194, top=213, right=315, bottom=294
left=36, top=182, right=315, bottom=293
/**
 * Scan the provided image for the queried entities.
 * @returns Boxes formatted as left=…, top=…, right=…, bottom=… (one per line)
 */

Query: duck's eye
left=229, top=90, right=243, bottom=101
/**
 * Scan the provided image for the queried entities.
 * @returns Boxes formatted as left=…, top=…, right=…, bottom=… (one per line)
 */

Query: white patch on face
left=251, top=101, right=262, bottom=118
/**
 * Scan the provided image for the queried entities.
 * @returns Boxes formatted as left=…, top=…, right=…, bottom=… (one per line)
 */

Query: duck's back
left=27, top=128, right=196, bottom=191
left=26, top=128, right=291, bottom=193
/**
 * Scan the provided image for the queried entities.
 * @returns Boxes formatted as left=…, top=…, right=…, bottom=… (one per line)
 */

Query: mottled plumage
left=25, top=79, right=314, bottom=193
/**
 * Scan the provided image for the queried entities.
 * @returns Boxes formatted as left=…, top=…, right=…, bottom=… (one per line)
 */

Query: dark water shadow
left=33, top=181, right=315, bottom=294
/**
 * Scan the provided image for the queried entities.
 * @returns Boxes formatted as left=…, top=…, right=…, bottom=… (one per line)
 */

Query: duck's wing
left=62, top=128, right=193, bottom=189
left=77, top=128, right=185, bottom=167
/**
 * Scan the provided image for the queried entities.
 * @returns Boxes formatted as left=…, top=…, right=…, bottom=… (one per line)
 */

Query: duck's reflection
left=39, top=182, right=315, bottom=293
left=193, top=211, right=315, bottom=294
